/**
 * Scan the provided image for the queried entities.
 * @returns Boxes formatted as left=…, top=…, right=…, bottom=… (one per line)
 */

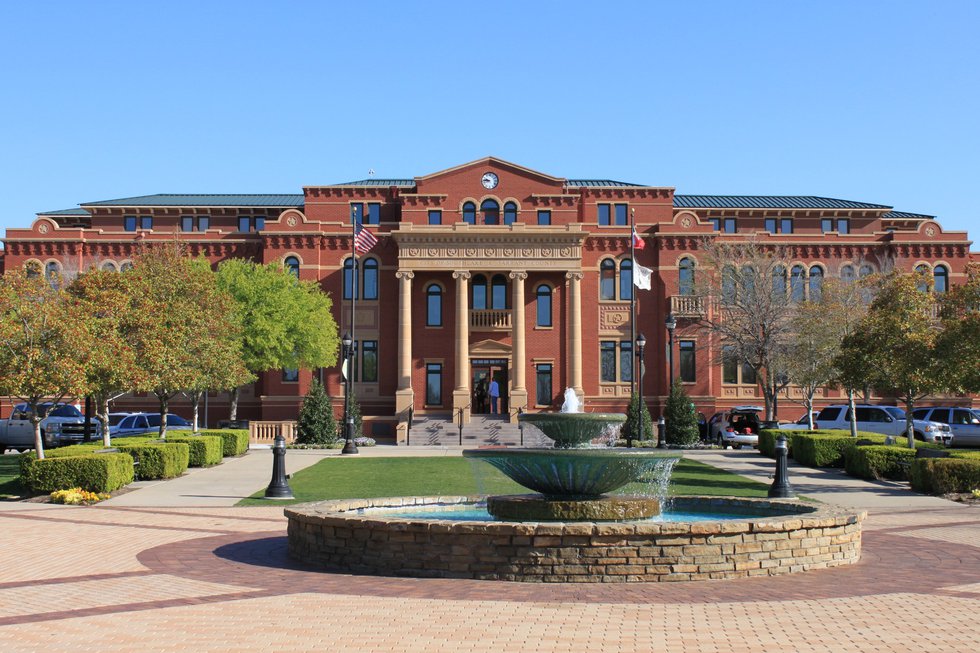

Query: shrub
left=198, top=429, right=249, bottom=456
left=20, top=452, right=134, bottom=494
left=758, top=430, right=789, bottom=459
left=790, top=431, right=896, bottom=468
left=165, top=435, right=223, bottom=467
left=50, top=488, right=110, bottom=505
left=296, top=379, right=339, bottom=445
left=115, top=442, right=189, bottom=479
left=664, top=383, right=700, bottom=446
left=844, top=445, right=917, bottom=481
left=623, top=393, right=654, bottom=443
left=910, top=458, right=980, bottom=494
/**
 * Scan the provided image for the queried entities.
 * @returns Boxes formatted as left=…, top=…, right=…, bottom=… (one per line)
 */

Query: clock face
left=481, top=172, right=499, bottom=189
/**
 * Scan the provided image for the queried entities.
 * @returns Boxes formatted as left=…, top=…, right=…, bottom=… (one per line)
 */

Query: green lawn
left=0, top=455, right=25, bottom=499
left=237, top=456, right=769, bottom=506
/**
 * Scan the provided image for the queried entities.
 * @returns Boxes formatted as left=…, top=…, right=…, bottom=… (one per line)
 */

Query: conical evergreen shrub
left=296, top=379, right=339, bottom=445
left=664, top=381, right=700, bottom=446
left=624, top=392, right=654, bottom=443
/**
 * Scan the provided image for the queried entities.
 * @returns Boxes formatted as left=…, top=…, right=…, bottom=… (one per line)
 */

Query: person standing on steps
left=488, top=377, right=500, bottom=415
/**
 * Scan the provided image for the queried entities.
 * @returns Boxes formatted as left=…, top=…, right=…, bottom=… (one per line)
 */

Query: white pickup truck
left=0, top=403, right=102, bottom=452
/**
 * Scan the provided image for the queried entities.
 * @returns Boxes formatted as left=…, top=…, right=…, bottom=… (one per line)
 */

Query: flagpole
left=630, top=208, right=636, bottom=398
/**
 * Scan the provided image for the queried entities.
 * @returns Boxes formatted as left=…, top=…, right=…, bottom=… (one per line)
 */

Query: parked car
left=911, top=407, right=980, bottom=448
left=0, top=403, right=102, bottom=452
left=107, top=412, right=132, bottom=428
left=708, top=406, right=763, bottom=448
left=112, top=413, right=193, bottom=438
left=814, top=405, right=952, bottom=444
left=778, top=411, right=821, bottom=431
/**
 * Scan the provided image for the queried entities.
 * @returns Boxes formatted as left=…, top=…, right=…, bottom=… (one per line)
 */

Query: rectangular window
left=537, top=210, right=551, bottom=225
left=197, top=215, right=209, bottom=231
left=282, top=368, right=299, bottom=383
left=614, top=204, right=628, bottom=226
left=181, top=216, right=194, bottom=232
left=741, top=362, right=757, bottom=385
left=361, top=340, right=378, bottom=383
left=254, top=216, right=265, bottom=231
left=837, top=218, right=850, bottom=234
left=597, top=203, right=611, bottom=226
left=124, top=216, right=137, bottom=232
left=238, top=216, right=251, bottom=232
left=722, top=346, right=739, bottom=384
left=723, top=218, right=737, bottom=233
left=821, top=218, right=834, bottom=233
left=140, top=216, right=153, bottom=230
left=535, top=364, right=553, bottom=406
left=780, top=218, right=793, bottom=234
left=620, top=341, right=633, bottom=383
left=428, top=210, right=442, bottom=225
left=600, top=341, right=617, bottom=382
left=710, top=217, right=721, bottom=231
left=679, top=340, right=696, bottom=382
left=426, top=363, right=442, bottom=405
left=366, top=203, right=381, bottom=224
left=350, top=203, right=364, bottom=223
left=765, top=218, right=777, bottom=233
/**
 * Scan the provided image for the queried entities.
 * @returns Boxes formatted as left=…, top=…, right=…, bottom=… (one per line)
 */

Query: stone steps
left=407, top=415, right=551, bottom=447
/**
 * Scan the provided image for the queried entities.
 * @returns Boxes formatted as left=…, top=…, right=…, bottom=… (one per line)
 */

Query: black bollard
left=657, top=416, right=667, bottom=449
left=264, top=434, right=294, bottom=499
left=768, top=434, right=796, bottom=499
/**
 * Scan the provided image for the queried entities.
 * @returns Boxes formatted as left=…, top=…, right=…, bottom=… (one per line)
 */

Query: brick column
left=509, top=271, right=528, bottom=421
left=394, top=270, right=414, bottom=444
left=566, top=271, right=584, bottom=402
left=452, top=270, right=471, bottom=424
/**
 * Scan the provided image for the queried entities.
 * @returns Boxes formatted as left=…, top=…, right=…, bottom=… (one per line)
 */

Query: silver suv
left=814, top=405, right=952, bottom=444
left=910, top=407, right=980, bottom=448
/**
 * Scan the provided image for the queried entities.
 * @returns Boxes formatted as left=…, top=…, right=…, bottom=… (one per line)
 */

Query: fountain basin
left=463, top=448, right=679, bottom=498
left=486, top=494, right=660, bottom=521
left=286, top=496, right=865, bottom=582
left=518, top=412, right=626, bottom=448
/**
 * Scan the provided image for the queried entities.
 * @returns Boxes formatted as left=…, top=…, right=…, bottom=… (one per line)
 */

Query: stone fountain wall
left=286, top=496, right=865, bottom=583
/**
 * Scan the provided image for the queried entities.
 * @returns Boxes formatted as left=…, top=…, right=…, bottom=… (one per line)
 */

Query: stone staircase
left=407, top=414, right=552, bottom=447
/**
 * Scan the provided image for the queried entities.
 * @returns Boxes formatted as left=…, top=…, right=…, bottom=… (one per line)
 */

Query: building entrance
left=471, top=359, right=508, bottom=415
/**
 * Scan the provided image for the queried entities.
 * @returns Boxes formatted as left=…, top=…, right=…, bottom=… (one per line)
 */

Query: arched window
left=462, top=201, right=476, bottom=224
left=772, top=265, right=787, bottom=300
left=45, top=262, right=61, bottom=284
left=840, top=264, right=855, bottom=283
left=426, top=284, right=442, bottom=326
left=101, top=261, right=118, bottom=273
left=915, top=264, right=930, bottom=293
left=25, top=261, right=41, bottom=279
left=284, top=256, right=300, bottom=279
left=361, top=258, right=378, bottom=299
left=809, top=266, right=824, bottom=302
left=491, top=274, right=507, bottom=309
left=722, top=266, right=737, bottom=303
left=620, top=259, right=633, bottom=301
left=120, top=262, right=133, bottom=272
left=343, top=258, right=357, bottom=300
left=472, top=274, right=488, bottom=310
left=859, top=264, right=874, bottom=279
left=790, top=265, right=806, bottom=303
left=503, top=201, right=518, bottom=225
left=536, top=284, right=552, bottom=327
left=600, top=259, right=616, bottom=300
left=678, top=258, right=695, bottom=296
left=741, top=266, right=756, bottom=301
left=934, top=265, right=949, bottom=293
left=481, top=199, right=500, bottom=225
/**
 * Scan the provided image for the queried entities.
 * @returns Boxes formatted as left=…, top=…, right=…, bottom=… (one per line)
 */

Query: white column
left=566, top=271, right=584, bottom=400
left=394, top=270, right=414, bottom=444
left=452, top=270, right=471, bottom=423
left=509, top=271, right=528, bottom=420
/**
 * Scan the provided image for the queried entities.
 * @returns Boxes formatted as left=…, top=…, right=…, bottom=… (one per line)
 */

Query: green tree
left=0, top=268, right=90, bottom=458
left=664, top=382, right=700, bottom=446
left=837, top=271, right=943, bottom=448
left=215, top=259, right=339, bottom=420
left=128, top=243, right=249, bottom=438
left=623, top=393, right=653, bottom=443
left=936, top=262, right=980, bottom=395
left=296, top=379, right=339, bottom=445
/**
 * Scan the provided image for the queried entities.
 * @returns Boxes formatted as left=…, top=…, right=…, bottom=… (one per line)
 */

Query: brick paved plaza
left=1, top=450, right=978, bottom=652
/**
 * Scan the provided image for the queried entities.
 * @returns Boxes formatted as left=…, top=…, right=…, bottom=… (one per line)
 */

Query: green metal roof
left=673, top=195, right=892, bottom=210
left=81, top=194, right=304, bottom=207
left=882, top=210, right=935, bottom=220
left=37, top=208, right=91, bottom=216
left=566, top=179, right=645, bottom=187
left=333, top=179, right=417, bottom=187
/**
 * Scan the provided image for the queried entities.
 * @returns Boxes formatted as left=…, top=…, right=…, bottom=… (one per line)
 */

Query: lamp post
left=341, top=331, right=359, bottom=455
left=665, top=313, right=677, bottom=389
left=657, top=416, right=666, bottom=449
left=632, top=333, right=647, bottom=448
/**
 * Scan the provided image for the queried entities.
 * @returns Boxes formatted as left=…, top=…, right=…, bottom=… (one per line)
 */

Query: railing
left=249, top=420, right=297, bottom=445
left=471, top=309, right=512, bottom=331
left=670, top=295, right=705, bottom=317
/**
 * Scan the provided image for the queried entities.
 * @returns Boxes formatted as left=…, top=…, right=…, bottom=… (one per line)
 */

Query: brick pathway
left=1, top=500, right=978, bottom=652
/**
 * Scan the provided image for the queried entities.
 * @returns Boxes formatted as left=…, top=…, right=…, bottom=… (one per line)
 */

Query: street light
left=632, top=333, right=647, bottom=448
left=341, top=331, right=358, bottom=455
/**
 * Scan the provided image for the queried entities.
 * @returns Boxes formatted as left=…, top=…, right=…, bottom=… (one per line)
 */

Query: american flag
left=354, top=221, right=378, bottom=254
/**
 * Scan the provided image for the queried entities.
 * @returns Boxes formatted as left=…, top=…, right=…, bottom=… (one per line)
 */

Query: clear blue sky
left=1, top=1, right=977, bottom=242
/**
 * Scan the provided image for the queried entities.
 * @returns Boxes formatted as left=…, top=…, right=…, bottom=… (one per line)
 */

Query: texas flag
left=631, top=227, right=645, bottom=250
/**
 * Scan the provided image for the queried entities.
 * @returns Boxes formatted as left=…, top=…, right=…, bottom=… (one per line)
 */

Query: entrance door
left=471, top=359, right=508, bottom=415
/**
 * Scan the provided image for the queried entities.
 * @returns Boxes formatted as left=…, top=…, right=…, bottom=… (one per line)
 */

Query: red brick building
left=2, top=157, right=976, bottom=441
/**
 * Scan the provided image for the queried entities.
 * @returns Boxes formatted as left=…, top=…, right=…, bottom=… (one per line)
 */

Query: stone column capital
left=395, top=270, right=415, bottom=281
left=565, top=271, right=584, bottom=282
left=509, top=271, right=528, bottom=282
left=452, top=270, right=471, bottom=281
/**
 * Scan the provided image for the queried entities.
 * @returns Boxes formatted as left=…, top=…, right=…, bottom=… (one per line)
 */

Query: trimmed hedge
left=844, top=445, right=917, bottom=481
left=115, top=442, right=189, bottom=480
left=20, top=451, right=134, bottom=494
left=198, top=429, right=249, bottom=457
left=910, top=458, right=980, bottom=494
left=165, top=435, right=223, bottom=467
left=790, top=431, right=897, bottom=467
